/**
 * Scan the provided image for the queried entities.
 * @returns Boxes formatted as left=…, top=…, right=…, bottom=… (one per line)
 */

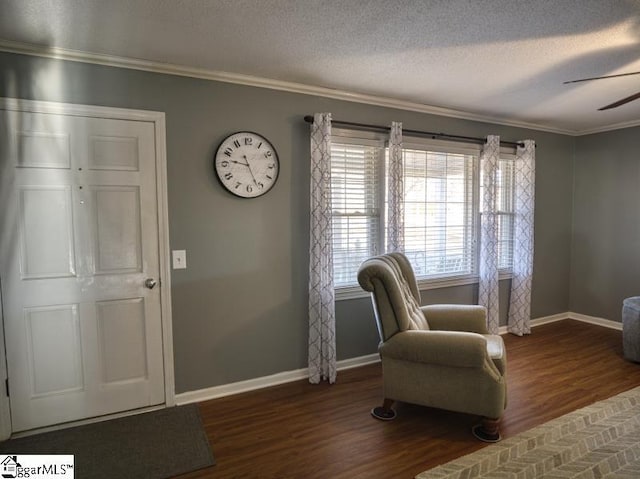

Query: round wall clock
left=214, top=131, right=280, bottom=198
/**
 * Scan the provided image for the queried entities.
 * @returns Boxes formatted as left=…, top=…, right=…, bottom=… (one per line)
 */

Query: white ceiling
left=1, top=0, right=640, bottom=134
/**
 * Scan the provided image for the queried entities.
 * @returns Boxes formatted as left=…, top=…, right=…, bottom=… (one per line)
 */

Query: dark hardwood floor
left=179, top=320, right=640, bottom=479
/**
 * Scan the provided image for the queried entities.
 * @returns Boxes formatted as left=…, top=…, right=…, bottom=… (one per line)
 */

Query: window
left=330, top=137, right=383, bottom=286
left=330, top=132, right=516, bottom=290
left=480, top=151, right=516, bottom=270
left=496, top=155, right=515, bottom=270
left=395, top=146, right=475, bottom=279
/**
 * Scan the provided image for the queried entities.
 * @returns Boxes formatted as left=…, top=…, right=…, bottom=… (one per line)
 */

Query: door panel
left=0, top=109, right=165, bottom=432
left=91, top=186, right=142, bottom=274
left=89, top=135, right=140, bottom=171
left=96, top=298, right=148, bottom=384
left=25, top=304, right=83, bottom=397
left=16, top=131, right=71, bottom=169
left=19, top=186, right=76, bottom=279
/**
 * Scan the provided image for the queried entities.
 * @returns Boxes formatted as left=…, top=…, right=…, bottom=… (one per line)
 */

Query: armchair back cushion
left=358, top=253, right=429, bottom=341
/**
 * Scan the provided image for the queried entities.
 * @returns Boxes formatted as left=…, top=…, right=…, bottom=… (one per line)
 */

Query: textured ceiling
left=1, top=0, right=640, bottom=134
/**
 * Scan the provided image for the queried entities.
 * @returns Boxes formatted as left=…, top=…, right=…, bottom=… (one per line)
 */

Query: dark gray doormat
left=0, top=404, right=215, bottom=479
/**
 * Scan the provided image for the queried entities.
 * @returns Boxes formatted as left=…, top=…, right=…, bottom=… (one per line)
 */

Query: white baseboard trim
left=334, top=353, right=381, bottom=371
left=568, top=312, right=622, bottom=331
left=175, top=353, right=380, bottom=406
left=496, top=311, right=622, bottom=334
left=176, top=311, right=623, bottom=406
left=498, top=312, right=570, bottom=335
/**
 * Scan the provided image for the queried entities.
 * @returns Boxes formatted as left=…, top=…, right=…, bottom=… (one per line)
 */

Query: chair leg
left=471, top=417, right=502, bottom=442
left=371, top=398, right=396, bottom=421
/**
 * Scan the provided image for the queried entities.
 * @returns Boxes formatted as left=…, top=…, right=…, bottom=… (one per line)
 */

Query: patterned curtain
left=308, top=112, right=337, bottom=384
left=478, top=135, right=500, bottom=334
left=387, top=121, right=404, bottom=252
left=508, top=140, right=536, bottom=336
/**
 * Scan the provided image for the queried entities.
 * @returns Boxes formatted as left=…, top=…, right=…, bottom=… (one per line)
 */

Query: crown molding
left=0, top=39, right=628, bottom=137
left=574, top=119, right=640, bottom=136
left=0, top=95, right=163, bottom=120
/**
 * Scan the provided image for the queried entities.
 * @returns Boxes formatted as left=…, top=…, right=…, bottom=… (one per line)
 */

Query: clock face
left=214, top=132, right=279, bottom=198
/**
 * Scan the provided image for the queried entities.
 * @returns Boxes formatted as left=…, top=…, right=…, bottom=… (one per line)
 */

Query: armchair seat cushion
left=484, top=334, right=506, bottom=375
left=380, top=330, right=492, bottom=368
left=485, top=334, right=504, bottom=358
left=380, top=330, right=506, bottom=376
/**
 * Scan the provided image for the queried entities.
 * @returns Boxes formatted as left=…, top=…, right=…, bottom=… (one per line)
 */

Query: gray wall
left=571, top=127, right=640, bottom=322
left=0, top=52, right=574, bottom=393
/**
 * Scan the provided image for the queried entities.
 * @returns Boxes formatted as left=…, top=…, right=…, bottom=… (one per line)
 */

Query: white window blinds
left=481, top=154, right=516, bottom=270
left=496, top=157, right=515, bottom=269
left=329, top=131, right=517, bottom=292
left=330, top=141, right=382, bottom=286
left=399, top=148, right=475, bottom=278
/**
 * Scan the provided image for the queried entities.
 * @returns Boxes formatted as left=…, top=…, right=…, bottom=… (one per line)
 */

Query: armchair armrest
left=379, top=330, right=490, bottom=368
left=421, top=304, right=489, bottom=334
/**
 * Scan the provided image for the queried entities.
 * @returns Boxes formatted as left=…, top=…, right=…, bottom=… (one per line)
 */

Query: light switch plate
left=172, top=250, right=187, bottom=269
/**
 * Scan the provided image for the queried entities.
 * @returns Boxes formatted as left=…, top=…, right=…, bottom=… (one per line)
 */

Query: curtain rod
left=303, top=115, right=524, bottom=148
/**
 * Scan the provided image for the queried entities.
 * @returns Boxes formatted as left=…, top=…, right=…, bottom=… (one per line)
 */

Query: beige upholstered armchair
left=357, top=252, right=507, bottom=442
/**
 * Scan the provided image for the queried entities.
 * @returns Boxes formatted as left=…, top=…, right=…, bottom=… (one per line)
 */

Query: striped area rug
left=416, top=386, right=640, bottom=479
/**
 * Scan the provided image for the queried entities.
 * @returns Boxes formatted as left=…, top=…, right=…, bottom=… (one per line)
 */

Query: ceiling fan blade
left=598, top=91, right=640, bottom=111
left=563, top=71, right=640, bottom=84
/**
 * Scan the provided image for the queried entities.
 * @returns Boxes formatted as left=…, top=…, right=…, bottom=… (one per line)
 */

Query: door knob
left=145, top=278, right=157, bottom=289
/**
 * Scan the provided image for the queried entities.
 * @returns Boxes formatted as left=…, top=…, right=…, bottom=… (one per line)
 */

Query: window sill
left=335, top=270, right=513, bottom=301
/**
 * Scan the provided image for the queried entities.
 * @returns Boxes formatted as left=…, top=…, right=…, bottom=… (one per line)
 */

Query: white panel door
left=0, top=110, right=165, bottom=432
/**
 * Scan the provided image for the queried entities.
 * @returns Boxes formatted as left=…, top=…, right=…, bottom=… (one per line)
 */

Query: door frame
left=0, top=97, right=175, bottom=439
